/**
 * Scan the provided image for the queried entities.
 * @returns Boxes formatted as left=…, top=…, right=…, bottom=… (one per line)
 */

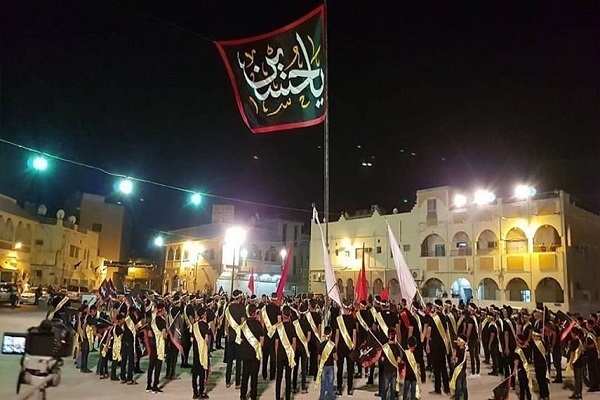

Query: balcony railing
left=420, top=250, right=445, bottom=257
left=476, top=248, right=497, bottom=255
left=450, top=248, right=472, bottom=256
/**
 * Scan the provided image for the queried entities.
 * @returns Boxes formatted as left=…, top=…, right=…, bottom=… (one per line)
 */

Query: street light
left=190, top=193, right=202, bottom=206
left=14, top=242, right=22, bottom=250
left=280, top=248, right=287, bottom=261
left=154, top=236, right=164, bottom=246
left=474, top=189, right=496, bottom=205
left=225, top=226, right=247, bottom=295
left=32, top=156, right=48, bottom=171
left=454, top=194, right=467, bottom=208
left=514, top=185, right=536, bottom=199
left=119, top=178, right=133, bottom=194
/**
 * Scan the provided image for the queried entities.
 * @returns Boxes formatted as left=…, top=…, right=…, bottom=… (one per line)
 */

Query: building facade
left=0, top=193, right=105, bottom=290
left=309, top=186, right=600, bottom=314
left=163, top=206, right=309, bottom=295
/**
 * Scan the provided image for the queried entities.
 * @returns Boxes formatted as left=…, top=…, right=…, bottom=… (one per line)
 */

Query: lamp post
left=225, top=227, right=247, bottom=296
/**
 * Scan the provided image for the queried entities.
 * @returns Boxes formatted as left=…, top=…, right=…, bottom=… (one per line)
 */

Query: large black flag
left=216, top=5, right=325, bottom=134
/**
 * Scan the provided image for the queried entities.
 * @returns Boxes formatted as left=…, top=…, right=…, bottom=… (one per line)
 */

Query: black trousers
left=216, top=326, right=224, bottom=349
left=490, top=345, right=500, bottom=374
left=415, top=344, right=426, bottom=383
left=276, top=360, right=293, bottom=400
left=431, top=347, right=450, bottom=393
left=181, top=333, right=191, bottom=366
left=241, top=358, right=260, bottom=400
left=482, top=334, right=490, bottom=362
left=147, top=354, right=163, bottom=389
left=535, top=364, right=549, bottom=398
left=552, top=346, right=562, bottom=381
left=336, top=353, right=354, bottom=393
left=517, top=366, right=531, bottom=400
left=191, top=364, right=207, bottom=396
left=468, top=340, right=480, bottom=375
left=262, top=336, right=276, bottom=380
left=587, top=351, right=599, bottom=390
left=225, top=341, right=242, bottom=386
left=292, top=350, right=308, bottom=391
left=166, top=344, right=178, bottom=378
left=308, top=339, right=319, bottom=378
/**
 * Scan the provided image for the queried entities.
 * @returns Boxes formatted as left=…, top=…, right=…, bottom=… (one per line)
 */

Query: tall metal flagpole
left=323, top=0, right=330, bottom=247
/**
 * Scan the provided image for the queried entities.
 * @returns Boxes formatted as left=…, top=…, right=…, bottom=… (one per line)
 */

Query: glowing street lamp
left=474, top=189, right=496, bottom=205
left=453, top=194, right=467, bottom=208
left=225, top=226, right=247, bottom=295
left=280, top=248, right=287, bottom=260
left=119, top=178, right=133, bottom=194
left=154, top=236, right=164, bottom=246
left=32, top=156, right=48, bottom=171
left=514, top=185, right=537, bottom=200
left=14, top=242, right=22, bottom=250
left=191, top=193, right=202, bottom=206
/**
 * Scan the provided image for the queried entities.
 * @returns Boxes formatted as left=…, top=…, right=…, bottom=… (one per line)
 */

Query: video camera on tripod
left=2, top=318, right=74, bottom=399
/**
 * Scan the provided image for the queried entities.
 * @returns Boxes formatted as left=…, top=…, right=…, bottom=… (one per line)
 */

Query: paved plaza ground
left=2, top=306, right=600, bottom=400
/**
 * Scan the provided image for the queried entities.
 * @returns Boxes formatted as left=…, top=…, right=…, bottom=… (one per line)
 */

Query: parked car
left=0, top=283, right=20, bottom=307
left=20, top=287, right=49, bottom=305
left=66, top=285, right=91, bottom=303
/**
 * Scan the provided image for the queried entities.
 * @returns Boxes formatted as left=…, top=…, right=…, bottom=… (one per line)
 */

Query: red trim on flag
left=215, top=5, right=326, bottom=134
left=217, top=6, right=324, bottom=46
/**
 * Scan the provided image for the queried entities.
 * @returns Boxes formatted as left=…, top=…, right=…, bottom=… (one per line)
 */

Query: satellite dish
left=37, top=205, right=47, bottom=216
left=393, top=208, right=399, bottom=214
left=68, top=216, right=77, bottom=225
left=56, top=209, right=65, bottom=220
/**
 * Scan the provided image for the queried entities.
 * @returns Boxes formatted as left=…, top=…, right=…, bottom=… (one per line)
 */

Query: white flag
left=387, top=222, right=418, bottom=302
left=313, top=208, right=342, bottom=307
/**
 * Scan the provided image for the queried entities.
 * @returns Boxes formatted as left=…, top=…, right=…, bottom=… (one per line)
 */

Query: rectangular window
left=403, top=244, right=411, bottom=252
left=294, top=226, right=299, bottom=243
left=69, top=245, right=76, bottom=257
left=376, top=246, right=382, bottom=254
left=91, top=223, right=102, bottom=232
left=35, top=239, right=44, bottom=246
left=427, top=198, right=437, bottom=213
left=434, top=244, right=445, bottom=257
left=282, top=223, right=288, bottom=244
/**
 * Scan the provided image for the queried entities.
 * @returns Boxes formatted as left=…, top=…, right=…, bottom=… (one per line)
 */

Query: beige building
left=79, top=193, right=132, bottom=262
left=0, top=193, right=105, bottom=290
left=309, top=186, right=600, bottom=314
left=163, top=205, right=309, bottom=295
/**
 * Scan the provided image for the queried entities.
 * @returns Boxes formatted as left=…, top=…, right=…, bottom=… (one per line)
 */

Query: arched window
left=535, top=278, right=564, bottom=303
left=506, top=278, right=530, bottom=302
left=476, top=229, right=498, bottom=255
left=388, top=278, right=400, bottom=299
left=175, top=248, right=181, bottom=261
left=2, top=218, right=14, bottom=241
left=422, top=278, right=444, bottom=298
left=167, top=248, right=174, bottom=261
left=421, top=234, right=445, bottom=257
left=450, top=277, right=472, bottom=303
left=346, top=278, right=354, bottom=300
left=477, top=278, right=500, bottom=300
left=533, top=225, right=561, bottom=252
left=451, top=232, right=471, bottom=256
left=373, top=278, right=384, bottom=295
left=337, top=278, right=344, bottom=295
left=506, top=228, right=528, bottom=254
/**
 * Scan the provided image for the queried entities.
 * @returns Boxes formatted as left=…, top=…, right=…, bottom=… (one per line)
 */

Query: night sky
left=1, top=0, right=598, bottom=256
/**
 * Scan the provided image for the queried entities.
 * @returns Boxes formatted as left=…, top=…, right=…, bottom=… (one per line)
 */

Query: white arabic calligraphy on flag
left=216, top=6, right=325, bottom=134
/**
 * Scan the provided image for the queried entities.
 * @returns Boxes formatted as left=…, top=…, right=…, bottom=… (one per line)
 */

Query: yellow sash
left=277, top=323, right=296, bottom=367
left=293, top=320, right=309, bottom=354
left=262, top=306, right=277, bottom=339
left=565, top=340, right=584, bottom=377
left=533, top=339, right=551, bottom=381
left=241, top=320, right=263, bottom=361
left=588, top=332, right=599, bottom=358
left=100, top=328, right=111, bottom=357
left=456, top=316, right=465, bottom=335
left=405, top=349, right=421, bottom=399
left=226, top=306, right=243, bottom=344
left=183, top=307, right=192, bottom=330
left=432, top=313, right=450, bottom=353
left=375, top=311, right=390, bottom=336
left=447, top=313, right=457, bottom=335
left=356, top=311, right=370, bottom=332
left=383, top=343, right=401, bottom=392
left=125, top=315, right=136, bottom=336
left=315, top=340, right=335, bottom=389
left=151, top=316, right=165, bottom=361
left=192, top=322, right=209, bottom=369
left=481, top=316, right=491, bottom=331
left=370, top=307, right=379, bottom=323
left=112, top=332, right=122, bottom=361
left=516, top=346, right=534, bottom=394
left=336, top=315, right=354, bottom=350
left=306, top=311, right=321, bottom=341
left=450, top=348, right=468, bottom=390
left=414, top=312, right=425, bottom=342
left=48, top=296, right=69, bottom=319
left=86, top=325, right=96, bottom=348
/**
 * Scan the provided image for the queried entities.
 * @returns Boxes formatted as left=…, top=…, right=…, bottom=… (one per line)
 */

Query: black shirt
left=382, top=342, right=403, bottom=374
left=402, top=349, right=418, bottom=381
left=265, top=303, right=281, bottom=326
left=191, top=321, right=210, bottom=365
left=275, top=321, right=297, bottom=363
left=336, top=314, right=356, bottom=354
left=319, top=340, right=336, bottom=366
left=123, top=314, right=139, bottom=343
left=51, top=295, right=71, bottom=309
left=427, top=312, right=449, bottom=350
left=467, top=315, right=478, bottom=342
left=240, top=318, right=264, bottom=360
left=227, top=303, right=246, bottom=342
left=455, top=346, right=467, bottom=379
left=296, top=317, right=312, bottom=355
left=309, top=311, right=322, bottom=341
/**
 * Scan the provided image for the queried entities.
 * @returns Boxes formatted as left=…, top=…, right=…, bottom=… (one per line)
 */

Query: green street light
left=32, top=156, right=48, bottom=171
left=191, top=193, right=202, bottom=206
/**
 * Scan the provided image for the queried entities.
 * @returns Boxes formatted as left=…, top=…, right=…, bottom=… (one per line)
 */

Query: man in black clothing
left=181, top=299, right=195, bottom=368
left=307, top=299, right=323, bottom=380
left=355, top=300, right=374, bottom=380
left=275, top=306, right=297, bottom=400
left=205, top=298, right=216, bottom=351
left=292, top=303, right=312, bottom=394
left=531, top=331, right=550, bottom=400
left=585, top=318, right=600, bottom=392
left=487, top=308, right=500, bottom=376
left=335, top=301, right=357, bottom=396
left=165, top=298, right=183, bottom=380
left=425, top=299, right=450, bottom=395
left=147, top=303, right=167, bottom=394
left=465, top=303, right=480, bottom=376
left=191, top=307, right=210, bottom=399
left=380, top=328, right=403, bottom=400
left=225, top=290, right=246, bottom=388
left=120, top=307, right=138, bottom=384
left=262, top=293, right=281, bottom=381
left=240, top=303, right=264, bottom=400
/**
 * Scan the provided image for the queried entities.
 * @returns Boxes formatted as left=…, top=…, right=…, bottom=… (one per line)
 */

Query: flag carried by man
left=248, top=268, right=256, bottom=295
left=354, top=244, right=368, bottom=304
left=312, top=207, right=342, bottom=307
left=387, top=222, right=418, bottom=302
left=216, top=5, right=326, bottom=134
left=275, top=244, right=294, bottom=303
